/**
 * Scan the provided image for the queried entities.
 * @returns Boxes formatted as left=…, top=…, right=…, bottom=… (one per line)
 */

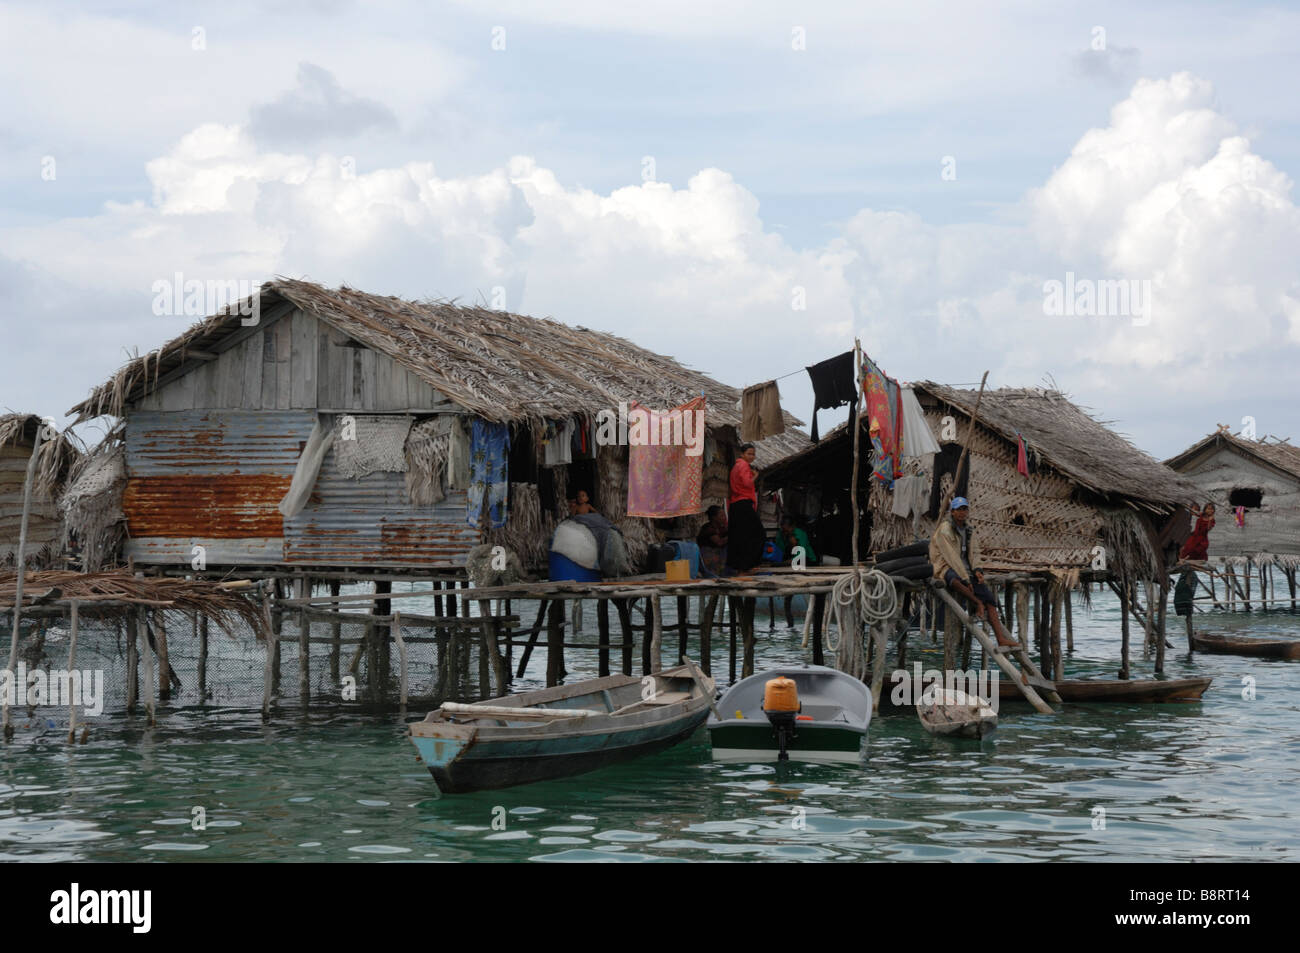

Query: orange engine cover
left=762, top=677, right=800, bottom=713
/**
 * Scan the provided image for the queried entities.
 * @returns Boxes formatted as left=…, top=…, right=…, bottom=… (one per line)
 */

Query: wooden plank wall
left=134, top=309, right=441, bottom=413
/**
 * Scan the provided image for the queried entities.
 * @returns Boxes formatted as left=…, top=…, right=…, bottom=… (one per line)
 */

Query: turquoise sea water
left=2, top=590, right=1299, bottom=862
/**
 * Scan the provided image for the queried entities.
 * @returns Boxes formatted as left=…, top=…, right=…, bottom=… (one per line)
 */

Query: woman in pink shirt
left=727, top=444, right=764, bottom=571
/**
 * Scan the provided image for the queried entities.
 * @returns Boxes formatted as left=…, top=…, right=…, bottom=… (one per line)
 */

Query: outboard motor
left=762, top=676, right=800, bottom=761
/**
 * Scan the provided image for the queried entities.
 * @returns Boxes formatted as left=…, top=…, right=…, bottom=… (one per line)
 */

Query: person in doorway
left=929, top=497, right=1018, bottom=648
left=1179, top=502, right=1216, bottom=562
left=568, top=488, right=596, bottom=516
left=726, top=444, right=764, bottom=572
left=697, top=505, right=729, bottom=577
left=779, top=515, right=817, bottom=567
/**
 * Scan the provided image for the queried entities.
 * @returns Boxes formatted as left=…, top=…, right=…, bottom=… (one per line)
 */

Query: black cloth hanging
left=806, top=351, right=857, bottom=442
left=538, top=467, right=557, bottom=512
left=926, top=443, right=970, bottom=520
left=507, top=422, right=538, bottom=485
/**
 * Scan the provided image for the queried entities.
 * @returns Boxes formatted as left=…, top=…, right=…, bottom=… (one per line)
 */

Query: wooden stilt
left=545, top=600, right=564, bottom=687
left=515, top=599, right=549, bottom=678
left=1051, top=587, right=1064, bottom=682
left=700, top=594, right=719, bottom=675
left=1244, top=562, right=1252, bottom=612
left=943, top=601, right=958, bottom=672
left=615, top=598, right=634, bottom=675
left=154, top=612, right=172, bottom=701
left=650, top=596, right=663, bottom=673
left=198, top=612, right=209, bottom=701
left=1288, top=568, right=1297, bottom=612
left=271, top=579, right=283, bottom=695
left=260, top=590, right=273, bottom=722
left=597, top=599, right=611, bottom=677
left=1155, top=575, right=1168, bottom=675
left=811, top=593, right=825, bottom=667
left=394, top=611, right=408, bottom=708
left=1015, top=583, right=1029, bottom=653
left=141, top=608, right=157, bottom=727
left=328, top=580, right=341, bottom=683
left=741, top=598, right=756, bottom=679
left=1119, top=578, right=1131, bottom=679
left=1142, top=580, right=1154, bottom=661
left=126, top=610, right=139, bottom=713
left=298, top=577, right=311, bottom=704
left=728, top=597, right=738, bottom=684
left=66, top=601, right=80, bottom=743
left=1064, top=588, right=1074, bottom=653
left=677, top=595, right=689, bottom=663
left=870, top=623, right=888, bottom=714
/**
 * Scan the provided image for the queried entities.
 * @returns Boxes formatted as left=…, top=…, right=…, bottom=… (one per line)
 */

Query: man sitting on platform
left=930, top=497, right=1018, bottom=648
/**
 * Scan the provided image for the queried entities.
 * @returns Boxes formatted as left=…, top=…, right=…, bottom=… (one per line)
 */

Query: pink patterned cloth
left=626, top=397, right=706, bottom=518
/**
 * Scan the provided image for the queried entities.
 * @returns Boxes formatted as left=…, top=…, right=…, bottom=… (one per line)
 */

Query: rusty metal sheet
left=126, top=410, right=315, bottom=475
left=284, top=450, right=478, bottom=567
left=123, top=474, right=291, bottom=538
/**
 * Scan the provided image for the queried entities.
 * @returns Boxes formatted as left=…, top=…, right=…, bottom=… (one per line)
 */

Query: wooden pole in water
left=195, top=611, right=208, bottom=702
left=616, top=598, right=634, bottom=675
left=597, top=598, right=611, bottom=677
left=299, top=577, right=311, bottom=704
left=66, top=601, right=79, bottom=743
left=140, top=608, right=156, bottom=727
left=2, top=423, right=45, bottom=741
left=393, top=611, right=407, bottom=708
left=1051, top=587, right=1064, bottom=682
left=677, top=595, right=689, bottom=662
left=126, top=610, right=139, bottom=713
left=728, top=597, right=738, bottom=684
left=943, top=601, right=958, bottom=672
left=545, top=600, right=564, bottom=686
left=741, top=598, right=756, bottom=679
left=271, top=578, right=283, bottom=694
left=1155, top=575, right=1168, bottom=674
left=1289, top=568, right=1297, bottom=613
left=260, top=588, right=274, bottom=722
left=650, top=596, right=663, bottom=674
left=700, top=593, right=719, bottom=675
left=1244, top=563, right=1252, bottom=612
left=811, top=592, right=825, bottom=667
left=1142, top=580, right=1154, bottom=661
left=1119, top=577, right=1131, bottom=679
left=1064, top=588, right=1074, bottom=653
left=154, top=611, right=172, bottom=701
left=328, top=580, right=341, bottom=683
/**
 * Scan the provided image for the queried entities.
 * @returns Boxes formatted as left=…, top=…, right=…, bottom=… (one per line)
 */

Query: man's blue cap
left=950, top=497, right=969, bottom=510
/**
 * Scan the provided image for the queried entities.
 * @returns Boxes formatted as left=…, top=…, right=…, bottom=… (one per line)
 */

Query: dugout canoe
left=408, top=664, right=714, bottom=794
left=1191, top=632, right=1300, bottom=660
left=997, top=676, right=1213, bottom=703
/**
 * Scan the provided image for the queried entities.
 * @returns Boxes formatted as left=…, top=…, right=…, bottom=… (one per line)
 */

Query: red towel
left=1017, top=435, right=1029, bottom=477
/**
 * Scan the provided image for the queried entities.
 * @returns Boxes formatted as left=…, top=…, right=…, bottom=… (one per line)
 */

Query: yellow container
left=665, top=559, right=691, bottom=582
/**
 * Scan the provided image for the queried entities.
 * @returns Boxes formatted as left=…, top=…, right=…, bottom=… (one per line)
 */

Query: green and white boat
left=706, top=664, right=870, bottom=764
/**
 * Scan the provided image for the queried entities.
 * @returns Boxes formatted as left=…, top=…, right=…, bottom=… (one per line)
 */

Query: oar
left=680, top=655, right=722, bottom=720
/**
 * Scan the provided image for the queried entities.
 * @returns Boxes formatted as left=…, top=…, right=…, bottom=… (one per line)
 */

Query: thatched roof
left=762, top=383, right=1198, bottom=512
left=67, top=279, right=810, bottom=457
left=1165, top=429, right=1300, bottom=483
left=918, top=383, right=1198, bottom=510
left=0, top=413, right=83, bottom=501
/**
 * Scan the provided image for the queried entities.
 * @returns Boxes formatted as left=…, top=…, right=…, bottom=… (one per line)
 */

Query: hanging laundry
left=926, top=444, right=970, bottom=519
left=1017, top=433, right=1030, bottom=477
left=626, top=397, right=706, bottom=518
left=741, top=381, right=785, bottom=442
left=1234, top=505, right=1246, bottom=528
left=543, top=417, right=574, bottom=467
left=467, top=419, right=510, bottom=528
left=445, top=417, right=471, bottom=490
left=570, top=415, right=595, bottom=460
left=805, top=351, right=857, bottom=442
left=890, top=473, right=928, bottom=519
left=861, top=354, right=902, bottom=486
left=899, top=386, right=940, bottom=458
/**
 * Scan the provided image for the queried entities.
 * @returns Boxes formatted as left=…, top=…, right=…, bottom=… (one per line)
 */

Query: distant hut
left=1165, top=428, right=1300, bottom=607
left=764, top=383, right=1200, bottom=583
left=67, top=280, right=807, bottom=575
left=0, top=414, right=82, bottom=570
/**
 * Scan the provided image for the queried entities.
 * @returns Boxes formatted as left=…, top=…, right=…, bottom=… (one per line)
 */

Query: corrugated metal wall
left=124, top=410, right=315, bottom=565
left=284, top=445, right=477, bottom=567
left=124, top=408, right=476, bottom=568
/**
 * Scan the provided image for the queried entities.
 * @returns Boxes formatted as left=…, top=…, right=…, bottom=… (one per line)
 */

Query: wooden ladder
left=930, top=584, right=1060, bottom=714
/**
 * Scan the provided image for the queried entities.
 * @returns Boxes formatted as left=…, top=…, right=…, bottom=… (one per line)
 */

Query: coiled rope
left=825, top=567, right=897, bottom=678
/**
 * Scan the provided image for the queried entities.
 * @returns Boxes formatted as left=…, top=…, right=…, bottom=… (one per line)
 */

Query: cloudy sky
left=3, top=0, right=1298, bottom=457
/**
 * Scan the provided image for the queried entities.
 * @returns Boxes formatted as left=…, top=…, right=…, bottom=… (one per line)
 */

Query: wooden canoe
left=408, top=664, right=714, bottom=794
left=1191, top=632, right=1300, bottom=660
left=917, top=688, right=997, bottom=739
left=998, top=676, right=1213, bottom=703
